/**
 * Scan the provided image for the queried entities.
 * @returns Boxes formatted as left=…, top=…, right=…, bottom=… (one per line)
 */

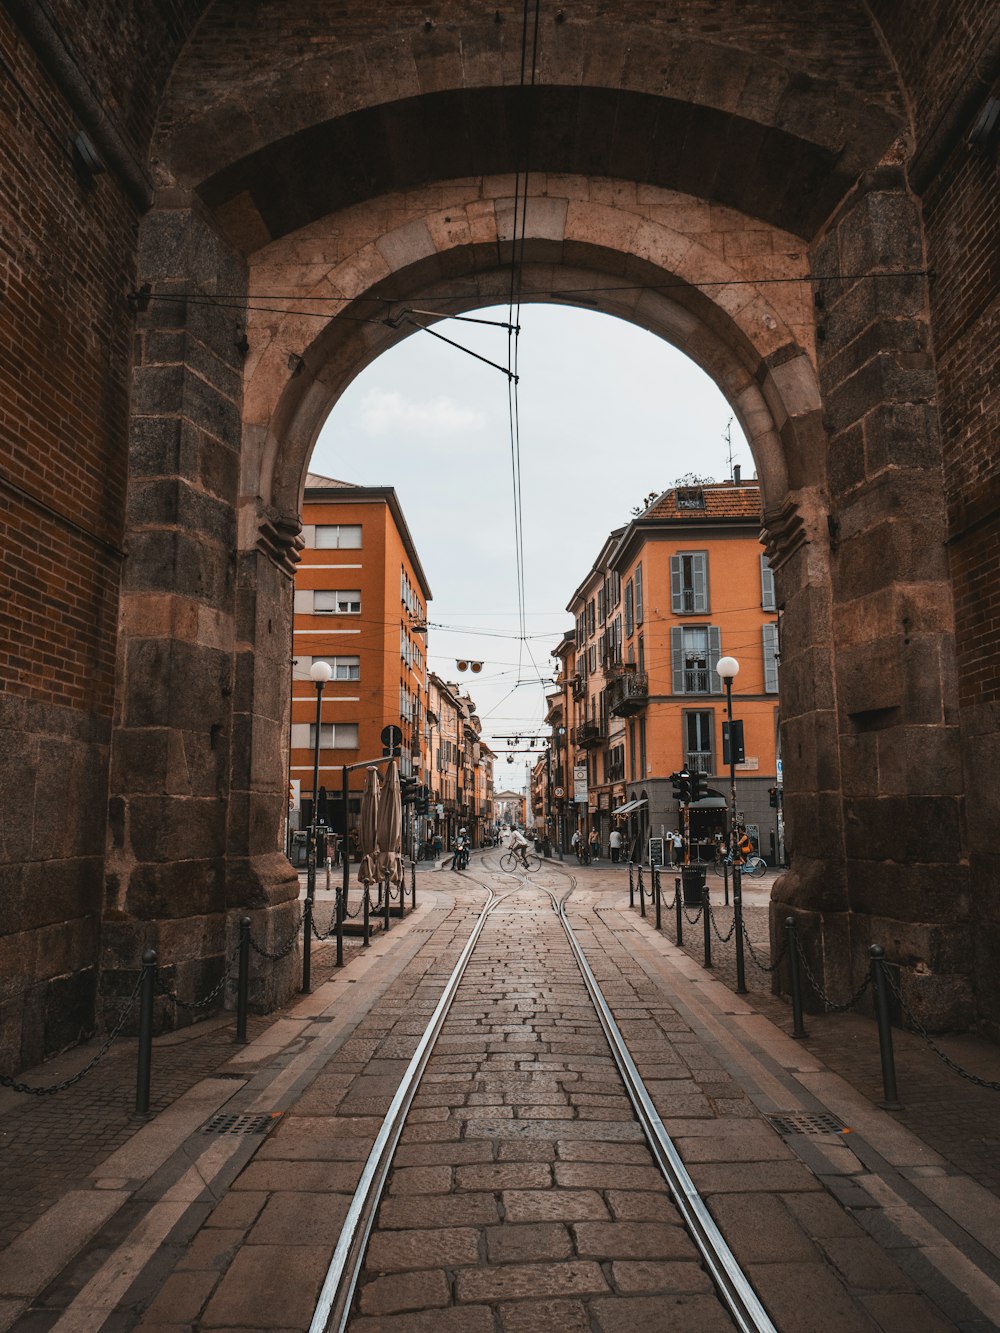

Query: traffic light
left=671, top=769, right=692, bottom=803
left=417, top=784, right=430, bottom=815
left=768, top=786, right=779, bottom=808
left=690, top=770, right=708, bottom=803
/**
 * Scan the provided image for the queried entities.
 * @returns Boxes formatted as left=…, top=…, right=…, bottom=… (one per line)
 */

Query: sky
left=310, top=303, right=751, bottom=786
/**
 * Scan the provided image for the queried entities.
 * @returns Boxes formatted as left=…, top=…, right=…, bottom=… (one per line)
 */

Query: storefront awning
left=612, top=798, right=648, bottom=816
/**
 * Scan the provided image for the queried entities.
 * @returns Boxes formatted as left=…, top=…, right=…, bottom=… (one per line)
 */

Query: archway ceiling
left=155, top=5, right=905, bottom=248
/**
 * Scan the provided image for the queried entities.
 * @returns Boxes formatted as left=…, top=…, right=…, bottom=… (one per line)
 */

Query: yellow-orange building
left=290, top=474, right=430, bottom=842
left=563, top=478, right=781, bottom=863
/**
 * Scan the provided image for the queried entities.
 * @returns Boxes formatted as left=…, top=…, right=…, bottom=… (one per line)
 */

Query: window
left=598, top=585, right=606, bottom=625
left=684, top=711, right=714, bottom=774
left=635, top=562, right=643, bottom=626
left=315, top=524, right=362, bottom=549
left=763, top=622, right=780, bottom=693
left=670, top=625, right=721, bottom=694
left=670, top=552, right=709, bottom=614
left=314, top=590, right=361, bottom=614
left=760, top=553, right=776, bottom=611
left=309, top=655, right=360, bottom=681
left=307, top=722, right=359, bottom=748
left=586, top=600, right=595, bottom=637
left=624, top=579, right=634, bottom=637
left=588, top=644, right=597, bottom=673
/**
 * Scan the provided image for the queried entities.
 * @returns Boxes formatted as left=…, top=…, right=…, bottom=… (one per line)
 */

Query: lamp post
left=555, top=725, right=566, bottom=859
left=716, top=655, right=746, bottom=993
left=306, top=660, right=333, bottom=902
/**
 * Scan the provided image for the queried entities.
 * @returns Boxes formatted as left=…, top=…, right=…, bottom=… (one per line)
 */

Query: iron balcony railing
left=573, top=720, right=607, bottom=748
left=686, top=751, right=713, bottom=775
left=608, top=671, right=649, bottom=717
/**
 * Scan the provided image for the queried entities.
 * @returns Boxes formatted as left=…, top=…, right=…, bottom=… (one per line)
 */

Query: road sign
left=381, top=724, right=403, bottom=756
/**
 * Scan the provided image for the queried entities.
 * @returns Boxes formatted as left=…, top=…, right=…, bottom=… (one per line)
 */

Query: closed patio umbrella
left=376, top=760, right=404, bottom=887
left=357, top=765, right=381, bottom=887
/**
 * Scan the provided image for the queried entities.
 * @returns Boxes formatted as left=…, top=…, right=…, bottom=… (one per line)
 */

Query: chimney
left=733, top=464, right=742, bottom=486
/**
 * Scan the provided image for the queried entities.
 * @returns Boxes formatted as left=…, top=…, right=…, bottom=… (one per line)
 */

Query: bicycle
left=713, top=849, right=768, bottom=879
left=500, top=850, right=541, bottom=874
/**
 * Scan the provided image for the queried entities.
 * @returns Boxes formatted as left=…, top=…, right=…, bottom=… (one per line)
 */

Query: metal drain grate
left=202, top=1111, right=282, bottom=1135
left=766, top=1111, right=851, bottom=1137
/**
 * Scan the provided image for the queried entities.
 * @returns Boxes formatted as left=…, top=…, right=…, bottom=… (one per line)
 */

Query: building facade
left=290, top=474, right=430, bottom=847
left=561, top=479, right=780, bottom=864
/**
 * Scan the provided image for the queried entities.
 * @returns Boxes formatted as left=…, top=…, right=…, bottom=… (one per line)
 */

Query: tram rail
left=309, top=851, right=776, bottom=1333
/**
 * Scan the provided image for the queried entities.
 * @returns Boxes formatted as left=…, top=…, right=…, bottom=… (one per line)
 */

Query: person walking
left=672, top=829, right=684, bottom=865
left=588, top=828, right=600, bottom=862
left=609, top=826, right=622, bottom=863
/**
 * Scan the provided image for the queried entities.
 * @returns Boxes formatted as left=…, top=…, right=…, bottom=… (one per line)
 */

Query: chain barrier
left=791, top=936, right=871, bottom=1010
left=708, top=903, right=738, bottom=944
left=682, top=902, right=704, bottom=927
left=0, top=973, right=144, bottom=1096
left=249, top=923, right=300, bottom=963
left=739, top=915, right=789, bottom=975
left=884, top=971, right=1000, bottom=1092
left=157, top=944, right=240, bottom=1012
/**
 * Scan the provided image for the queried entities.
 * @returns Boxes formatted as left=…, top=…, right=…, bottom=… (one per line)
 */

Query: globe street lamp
left=307, top=660, right=333, bottom=902
left=716, top=654, right=746, bottom=993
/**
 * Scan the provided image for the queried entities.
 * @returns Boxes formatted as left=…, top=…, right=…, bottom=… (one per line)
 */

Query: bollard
left=733, top=865, right=747, bottom=995
left=383, top=875, right=391, bottom=932
left=236, top=917, right=250, bottom=1044
left=411, top=859, right=416, bottom=908
left=675, top=876, right=683, bottom=945
left=723, top=859, right=730, bottom=908
left=135, top=948, right=156, bottom=1116
left=701, top=885, right=712, bottom=968
left=302, top=896, right=313, bottom=994
left=629, top=862, right=635, bottom=907
left=870, top=946, right=902, bottom=1109
left=785, top=917, right=807, bottom=1039
left=654, top=868, right=662, bottom=931
left=363, top=885, right=370, bottom=946
left=335, top=884, right=344, bottom=968
left=638, top=865, right=646, bottom=918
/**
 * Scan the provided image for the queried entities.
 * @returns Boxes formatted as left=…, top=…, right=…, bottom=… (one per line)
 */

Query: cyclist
left=452, top=828, right=470, bottom=872
left=507, top=826, right=532, bottom=870
left=735, top=826, right=755, bottom=865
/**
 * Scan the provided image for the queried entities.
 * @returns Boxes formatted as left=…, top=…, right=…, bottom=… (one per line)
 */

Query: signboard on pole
left=573, top=765, right=588, bottom=804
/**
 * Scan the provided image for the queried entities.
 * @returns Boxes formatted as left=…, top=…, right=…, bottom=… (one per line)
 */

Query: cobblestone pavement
left=1, top=860, right=999, bottom=1332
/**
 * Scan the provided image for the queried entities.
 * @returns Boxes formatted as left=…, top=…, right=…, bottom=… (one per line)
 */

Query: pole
left=702, top=884, right=712, bottom=968
left=654, top=867, right=661, bottom=930
left=785, top=917, right=806, bottom=1038
left=674, top=876, right=683, bottom=944
left=236, top=918, right=250, bottom=1043
left=307, top=679, right=325, bottom=902
left=870, top=946, right=902, bottom=1109
left=341, top=761, right=350, bottom=957
left=733, top=864, right=747, bottom=994
left=135, top=948, right=156, bottom=1116
left=302, top=895, right=312, bottom=994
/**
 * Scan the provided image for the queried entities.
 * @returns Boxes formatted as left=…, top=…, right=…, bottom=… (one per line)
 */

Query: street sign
left=381, top=724, right=403, bottom=757
left=554, top=786, right=564, bottom=798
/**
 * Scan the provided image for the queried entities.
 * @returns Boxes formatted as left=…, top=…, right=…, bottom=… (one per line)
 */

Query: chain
left=250, top=922, right=300, bottom=962
left=740, top=915, right=789, bottom=974
left=708, top=905, right=738, bottom=944
left=792, top=937, right=871, bottom=1010
left=682, top=903, right=705, bottom=926
left=157, top=943, right=240, bottom=1012
left=0, top=973, right=143, bottom=1096
left=884, top=971, right=1000, bottom=1091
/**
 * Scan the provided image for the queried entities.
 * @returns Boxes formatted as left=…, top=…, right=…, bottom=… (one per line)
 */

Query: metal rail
left=310, top=855, right=774, bottom=1333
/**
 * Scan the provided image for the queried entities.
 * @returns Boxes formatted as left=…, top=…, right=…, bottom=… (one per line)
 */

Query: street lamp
left=555, top=725, right=567, bottom=859
left=716, top=654, right=746, bottom=993
left=306, top=660, right=333, bottom=902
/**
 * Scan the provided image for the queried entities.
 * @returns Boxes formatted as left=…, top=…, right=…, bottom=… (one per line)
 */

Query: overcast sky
left=311, top=303, right=751, bottom=785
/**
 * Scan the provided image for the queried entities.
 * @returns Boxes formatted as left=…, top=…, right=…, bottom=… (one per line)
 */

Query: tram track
left=309, top=852, right=776, bottom=1332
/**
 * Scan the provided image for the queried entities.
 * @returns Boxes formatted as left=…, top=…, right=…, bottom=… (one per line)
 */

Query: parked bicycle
left=499, top=849, right=541, bottom=874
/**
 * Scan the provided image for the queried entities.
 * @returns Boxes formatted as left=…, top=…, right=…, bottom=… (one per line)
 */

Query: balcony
left=608, top=671, right=648, bottom=717
left=572, top=674, right=586, bottom=701
left=686, top=751, right=713, bottom=775
left=573, top=720, right=606, bottom=749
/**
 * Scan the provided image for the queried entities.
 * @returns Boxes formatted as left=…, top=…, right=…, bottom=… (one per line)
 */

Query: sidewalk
left=1, top=861, right=999, bottom=1330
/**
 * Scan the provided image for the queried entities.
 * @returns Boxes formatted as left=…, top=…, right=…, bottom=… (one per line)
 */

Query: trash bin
left=291, top=830, right=308, bottom=868
left=682, top=864, right=707, bottom=906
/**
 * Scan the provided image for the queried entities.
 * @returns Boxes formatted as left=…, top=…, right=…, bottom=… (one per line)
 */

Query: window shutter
left=708, top=626, right=722, bottom=685
left=635, top=563, right=643, bottom=625
left=692, top=552, right=708, bottom=612
left=763, top=623, right=779, bottom=693
left=761, top=553, right=776, bottom=610
left=670, top=556, right=683, bottom=613
left=625, top=580, right=634, bottom=636
left=671, top=626, right=685, bottom=693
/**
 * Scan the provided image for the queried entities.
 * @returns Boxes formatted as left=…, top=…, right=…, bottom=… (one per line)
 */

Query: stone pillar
left=104, top=200, right=298, bottom=1023
left=774, top=169, right=970, bottom=1029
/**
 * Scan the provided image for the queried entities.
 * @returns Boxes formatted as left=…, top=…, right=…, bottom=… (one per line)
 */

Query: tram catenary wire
left=308, top=852, right=776, bottom=1333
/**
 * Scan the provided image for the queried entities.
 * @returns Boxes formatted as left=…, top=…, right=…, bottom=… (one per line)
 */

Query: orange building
left=289, top=474, right=430, bottom=843
left=563, top=478, right=781, bottom=864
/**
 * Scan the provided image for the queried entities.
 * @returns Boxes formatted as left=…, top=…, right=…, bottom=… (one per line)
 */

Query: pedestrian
left=433, top=831, right=442, bottom=858
left=588, top=828, right=600, bottom=862
left=609, top=826, right=622, bottom=863
left=570, top=828, right=582, bottom=861
left=672, top=829, right=684, bottom=864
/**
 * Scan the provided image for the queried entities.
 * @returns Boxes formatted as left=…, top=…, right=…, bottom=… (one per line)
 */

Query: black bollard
left=236, top=917, right=250, bottom=1044
left=675, top=876, right=683, bottom=945
left=733, top=865, right=747, bottom=995
left=638, top=865, right=646, bottom=918
left=135, top=948, right=156, bottom=1116
left=363, top=885, right=370, bottom=946
left=629, top=862, right=635, bottom=907
left=870, top=946, right=902, bottom=1109
left=785, top=917, right=807, bottom=1038
left=383, top=875, right=391, bottom=932
left=411, top=859, right=416, bottom=908
left=702, top=885, right=712, bottom=969
left=654, top=868, right=662, bottom=931
left=302, top=895, right=313, bottom=994
left=723, top=859, right=730, bottom=907
left=335, top=884, right=344, bottom=968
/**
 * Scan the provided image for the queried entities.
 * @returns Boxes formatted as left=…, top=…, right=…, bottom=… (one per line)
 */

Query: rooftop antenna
left=724, top=416, right=736, bottom=482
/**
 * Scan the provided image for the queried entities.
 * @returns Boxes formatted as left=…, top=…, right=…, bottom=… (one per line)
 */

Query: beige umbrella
left=357, top=765, right=381, bottom=887
left=375, top=760, right=404, bottom=887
